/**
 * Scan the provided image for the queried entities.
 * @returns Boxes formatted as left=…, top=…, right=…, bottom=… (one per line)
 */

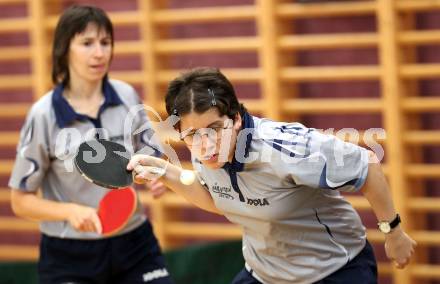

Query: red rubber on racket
left=98, top=187, right=137, bottom=236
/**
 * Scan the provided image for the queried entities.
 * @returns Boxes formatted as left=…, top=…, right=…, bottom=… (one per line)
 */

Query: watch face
left=379, top=222, right=391, bottom=233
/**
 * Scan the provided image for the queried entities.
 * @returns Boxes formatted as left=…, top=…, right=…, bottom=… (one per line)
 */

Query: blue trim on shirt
left=264, top=127, right=313, bottom=159
left=19, top=158, right=39, bottom=190
left=318, top=163, right=361, bottom=190
left=222, top=111, right=254, bottom=173
left=52, top=79, right=123, bottom=128
left=222, top=111, right=254, bottom=202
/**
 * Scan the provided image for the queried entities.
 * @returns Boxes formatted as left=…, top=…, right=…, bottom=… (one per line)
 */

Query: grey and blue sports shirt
left=9, top=79, right=162, bottom=239
left=193, top=112, right=370, bottom=284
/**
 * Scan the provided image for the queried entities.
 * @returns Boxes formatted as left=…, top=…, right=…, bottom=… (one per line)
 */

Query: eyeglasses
left=180, top=124, right=233, bottom=146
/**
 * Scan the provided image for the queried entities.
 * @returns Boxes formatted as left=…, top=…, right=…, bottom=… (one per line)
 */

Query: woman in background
left=9, top=5, right=173, bottom=284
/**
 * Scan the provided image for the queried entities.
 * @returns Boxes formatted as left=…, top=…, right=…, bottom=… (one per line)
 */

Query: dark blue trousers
left=38, top=221, right=174, bottom=284
left=231, top=241, right=377, bottom=284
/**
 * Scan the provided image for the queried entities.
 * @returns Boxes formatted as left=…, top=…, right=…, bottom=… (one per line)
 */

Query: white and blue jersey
left=9, top=78, right=163, bottom=239
left=193, top=112, right=370, bottom=284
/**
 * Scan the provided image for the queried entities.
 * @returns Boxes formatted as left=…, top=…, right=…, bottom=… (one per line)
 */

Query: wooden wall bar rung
left=402, top=97, right=440, bottom=112
left=165, top=222, right=241, bottom=239
left=45, top=11, right=144, bottom=29
left=281, top=98, right=382, bottom=114
left=0, top=46, right=30, bottom=60
left=406, top=164, right=440, bottom=178
left=404, top=131, right=440, bottom=145
left=107, top=11, right=145, bottom=26
left=410, top=264, right=440, bottom=279
left=114, top=41, right=143, bottom=55
left=0, top=245, right=38, bottom=261
left=155, top=37, right=260, bottom=54
left=153, top=6, right=256, bottom=24
left=0, top=103, right=29, bottom=118
left=0, top=217, right=38, bottom=231
left=279, top=33, right=378, bottom=50
left=0, top=75, right=32, bottom=89
left=157, top=68, right=262, bottom=84
left=401, top=64, right=440, bottom=79
left=0, top=18, right=29, bottom=33
left=411, top=231, right=440, bottom=245
left=280, top=66, right=380, bottom=81
left=0, top=131, right=20, bottom=146
left=409, top=198, right=440, bottom=212
left=111, top=71, right=145, bottom=85
left=397, top=0, right=440, bottom=12
left=277, top=1, right=376, bottom=18
left=400, top=30, right=440, bottom=45
left=0, top=190, right=9, bottom=203
left=0, top=0, right=26, bottom=4
left=0, top=160, right=14, bottom=174
left=239, top=99, right=265, bottom=113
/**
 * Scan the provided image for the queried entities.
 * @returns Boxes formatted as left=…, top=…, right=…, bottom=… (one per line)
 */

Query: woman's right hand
left=128, top=154, right=168, bottom=182
left=66, top=203, right=102, bottom=234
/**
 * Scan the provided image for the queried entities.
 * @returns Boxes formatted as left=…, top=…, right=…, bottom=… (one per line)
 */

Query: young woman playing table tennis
left=129, top=67, right=416, bottom=284
left=9, top=5, right=173, bottom=284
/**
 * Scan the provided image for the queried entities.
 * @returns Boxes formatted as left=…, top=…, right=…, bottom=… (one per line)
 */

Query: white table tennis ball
left=180, top=170, right=196, bottom=185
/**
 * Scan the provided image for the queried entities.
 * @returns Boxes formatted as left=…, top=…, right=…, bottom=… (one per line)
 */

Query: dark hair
left=165, top=67, right=247, bottom=121
left=51, top=5, right=114, bottom=86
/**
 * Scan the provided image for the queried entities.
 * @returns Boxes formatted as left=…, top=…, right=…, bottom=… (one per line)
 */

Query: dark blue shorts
left=38, top=221, right=174, bottom=284
left=231, top=240, right=377, bottom=284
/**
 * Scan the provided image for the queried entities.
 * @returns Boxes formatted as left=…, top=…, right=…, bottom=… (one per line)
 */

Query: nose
left=93, top=43, right=104, bottom=57
left=200, top=133, right=217, bottom=153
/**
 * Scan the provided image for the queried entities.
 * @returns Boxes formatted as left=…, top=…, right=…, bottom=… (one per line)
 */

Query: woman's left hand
left=384, top=227, right=417, bottom=269
left=147, top=179, right=168, bottom=199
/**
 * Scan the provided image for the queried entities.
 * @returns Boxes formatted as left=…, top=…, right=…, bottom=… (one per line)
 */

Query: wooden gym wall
left=0, top=1, right=440, bottom=283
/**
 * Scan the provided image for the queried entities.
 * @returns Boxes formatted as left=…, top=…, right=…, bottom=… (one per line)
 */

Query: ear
left=233, top=113, right=242, bottom=131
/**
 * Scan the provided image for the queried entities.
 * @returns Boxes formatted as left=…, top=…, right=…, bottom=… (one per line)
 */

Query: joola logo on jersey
left=247, top=198, right=270, bottom=206
left=143, top=268, right=169, bottom=282
left=212, top=183, right=234, bottom=200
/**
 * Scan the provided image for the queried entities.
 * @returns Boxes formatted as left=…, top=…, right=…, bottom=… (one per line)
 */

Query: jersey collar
left=52, top=78, right=123, bottom=128
left=223, top=111, right=254, bottom=173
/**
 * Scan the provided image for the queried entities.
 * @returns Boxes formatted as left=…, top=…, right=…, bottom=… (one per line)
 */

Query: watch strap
left=389, top=213, right=401, bottom=229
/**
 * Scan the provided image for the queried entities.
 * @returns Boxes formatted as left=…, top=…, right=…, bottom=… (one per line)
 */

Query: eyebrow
left=182, top=120, right=224, bottom=134
left=206, top=120, right=224, bottom=128
left=81, top=36, right=111, bottom=40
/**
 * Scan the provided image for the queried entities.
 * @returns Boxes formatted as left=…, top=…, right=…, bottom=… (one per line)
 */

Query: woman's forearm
left=130, top=155, right=222, bottom=215
left=361, top=152, right=397, bottom=222
left=10, top=190, right=72, bottom=222
left=160, top=164, right=222, bottom=215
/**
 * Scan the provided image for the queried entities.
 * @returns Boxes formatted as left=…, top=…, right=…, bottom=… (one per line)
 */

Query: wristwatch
left=378, top=214, right=401, bottom=234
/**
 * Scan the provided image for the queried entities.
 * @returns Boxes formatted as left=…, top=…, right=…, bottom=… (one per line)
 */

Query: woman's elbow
left=10, top=190, right=28, bottom=217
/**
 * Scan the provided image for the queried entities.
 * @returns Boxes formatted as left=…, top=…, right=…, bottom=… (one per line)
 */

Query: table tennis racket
left=98, top=187, right=137, bottom=236
left=74, top=139, right=165, bottom=189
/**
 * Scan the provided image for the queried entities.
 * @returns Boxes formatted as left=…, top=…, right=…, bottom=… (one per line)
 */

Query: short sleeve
left=8, top=109, right=50, bottom=192
left=265, top=123, right=369, bottom=192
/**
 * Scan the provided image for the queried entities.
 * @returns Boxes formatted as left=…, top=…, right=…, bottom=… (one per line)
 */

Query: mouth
left=90, top=64, right=106, bottom=72
left=202, top=153, right=218, bottom=162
